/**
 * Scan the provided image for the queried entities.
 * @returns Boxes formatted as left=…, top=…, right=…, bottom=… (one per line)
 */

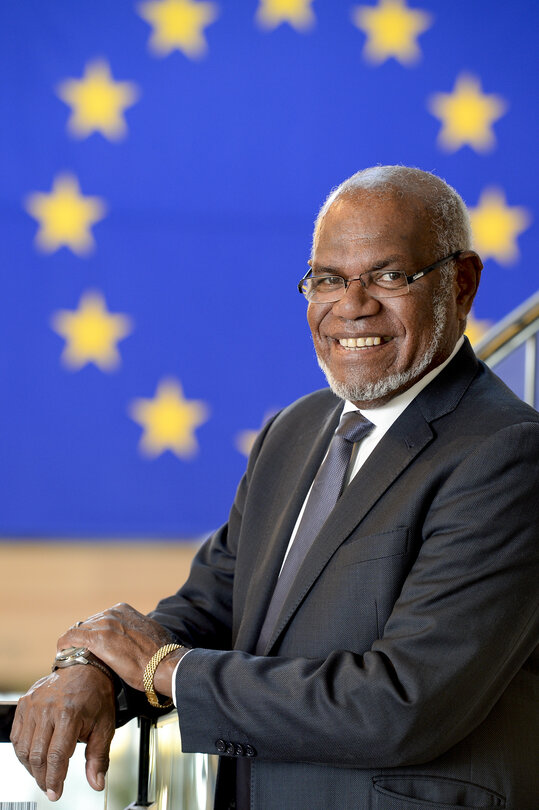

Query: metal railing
left=123, top=713, right=217, bottom=810
left=474, top=289, right=539, bottom=408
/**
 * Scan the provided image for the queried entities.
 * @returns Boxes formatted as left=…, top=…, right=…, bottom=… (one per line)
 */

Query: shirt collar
left=342, top=336, right=465, bottom=431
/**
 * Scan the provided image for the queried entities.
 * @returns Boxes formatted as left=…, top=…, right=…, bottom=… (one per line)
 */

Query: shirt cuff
left=171, top=648, right=194, bottom=708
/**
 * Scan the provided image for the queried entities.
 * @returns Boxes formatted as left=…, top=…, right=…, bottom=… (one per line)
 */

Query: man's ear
left=455, top=250, right=483, bottom=321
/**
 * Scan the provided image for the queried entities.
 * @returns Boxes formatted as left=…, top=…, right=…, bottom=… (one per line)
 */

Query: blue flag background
left=1, top=0, right=537, bottom=538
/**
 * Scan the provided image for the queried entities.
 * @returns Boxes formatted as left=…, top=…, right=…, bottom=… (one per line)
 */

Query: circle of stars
left=21, top=0, right=534, bottom=463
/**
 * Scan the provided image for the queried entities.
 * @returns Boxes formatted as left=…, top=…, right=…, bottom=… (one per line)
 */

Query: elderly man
left=12, top=167, right=539, bottom=809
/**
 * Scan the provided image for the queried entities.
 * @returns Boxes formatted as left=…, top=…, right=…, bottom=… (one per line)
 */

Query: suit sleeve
left=174, top=421, right=539, bottom=767
left=148, top=413, right=279, bottom=648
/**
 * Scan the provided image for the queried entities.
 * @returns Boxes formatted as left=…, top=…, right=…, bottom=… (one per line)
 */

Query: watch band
left=143, top=643, right=184, bottom=708
left=52, top=648, right=114, bottom=684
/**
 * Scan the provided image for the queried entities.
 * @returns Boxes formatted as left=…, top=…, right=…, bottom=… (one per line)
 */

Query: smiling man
left=305, top=169, right=478, bottom=406
left=11, top=167, right=539, bottom=810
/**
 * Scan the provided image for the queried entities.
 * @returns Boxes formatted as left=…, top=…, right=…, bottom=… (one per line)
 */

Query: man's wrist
left=52, top=646, right=115, bottom=684
left=150, top=646, right=190, bottom=702
left=51, top=658, right=116, bottom=696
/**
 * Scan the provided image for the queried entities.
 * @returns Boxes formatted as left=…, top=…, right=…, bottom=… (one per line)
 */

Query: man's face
left=307, top=193, right=463, bottom=408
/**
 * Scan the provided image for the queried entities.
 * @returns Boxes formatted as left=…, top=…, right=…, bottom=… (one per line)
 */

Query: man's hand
left=56, top=602, right=178, bottom=692
left=11, top=603, right=186, bottom=801
left=10, top=665, right=115, bottom=801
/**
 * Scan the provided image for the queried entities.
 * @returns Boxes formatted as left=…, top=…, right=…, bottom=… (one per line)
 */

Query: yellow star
left=351, top=0, right=432, bottom=65
left=464, top=310, right=492, bottom=347
left=469, top=188, right=531, bottom=265
left=25, top=174, right=106, bottom=256
left=428, top=74, right=507, bottom=153
left=130, top=379, right=209, bottom=459
left=51, top=291, right=133, bottom=372
left=56, top=60, right=139, bottom=141
left=138, top=0, right=218, bottom=58
left=255, top=0, right=315, bottom=31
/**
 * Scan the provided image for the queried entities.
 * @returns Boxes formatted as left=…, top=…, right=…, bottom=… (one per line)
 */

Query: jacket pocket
left=338, top=527, right=409, bottom=565
left=372, top=775, right=506, bottom=809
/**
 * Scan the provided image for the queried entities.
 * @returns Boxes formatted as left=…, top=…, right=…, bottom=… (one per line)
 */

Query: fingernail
left=47, top=789, right=59, bottom=801
left=96, top=772, right=105, bottom=790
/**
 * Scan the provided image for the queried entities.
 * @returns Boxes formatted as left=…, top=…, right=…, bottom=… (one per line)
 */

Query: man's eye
left=314, top=276, right=343, bottom=288
left=371, top=270, right=405, bottom=287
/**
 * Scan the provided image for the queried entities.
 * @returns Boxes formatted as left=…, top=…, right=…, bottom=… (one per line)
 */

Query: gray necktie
left=256, top=410, right=373, bottom=655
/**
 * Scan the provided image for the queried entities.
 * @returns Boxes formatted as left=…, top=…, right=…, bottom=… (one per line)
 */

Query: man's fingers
left=10, top=678, right=49, bottom=755
left=27, top=717, right=56, bottom=793
left=10, top=702, right=37, bottom=779
left=9, top=700, right=23, bottom=745
left=84, top=719, right=114, bottom=792
left=43, top=715, right=79, bottom=800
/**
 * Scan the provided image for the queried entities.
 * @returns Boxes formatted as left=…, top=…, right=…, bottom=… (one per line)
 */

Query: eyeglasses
left=298, top=251, right=462, bottom=303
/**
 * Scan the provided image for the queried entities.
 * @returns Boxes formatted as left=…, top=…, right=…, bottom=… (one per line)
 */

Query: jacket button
left=235, top=744, right=244, bottom=756
left=215, top=739, right=226, bottom=753
left=226, top=742, right=235, bottom=756
left=245, top=745, right=256, bottom=757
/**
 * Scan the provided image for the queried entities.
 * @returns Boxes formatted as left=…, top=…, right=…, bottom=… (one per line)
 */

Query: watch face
left=55, top=646, right=88, bottom=662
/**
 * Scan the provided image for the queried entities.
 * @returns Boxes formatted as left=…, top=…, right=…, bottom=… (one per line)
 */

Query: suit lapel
left=261, top=340, right=480, bottom=654
left=235, top=398, right=343, bottom=652
left=261, top=401, right=434, bottom=653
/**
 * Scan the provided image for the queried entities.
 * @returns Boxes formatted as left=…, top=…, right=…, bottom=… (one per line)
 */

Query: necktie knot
left=335, top=410, right=373, bottom=444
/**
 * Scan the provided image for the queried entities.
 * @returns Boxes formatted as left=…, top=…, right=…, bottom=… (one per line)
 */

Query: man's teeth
left=338, top=336, right=390, bottom=348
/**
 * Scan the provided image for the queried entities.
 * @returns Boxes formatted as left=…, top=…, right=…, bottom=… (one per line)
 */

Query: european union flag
left=1, top=0, right=537, bottom=538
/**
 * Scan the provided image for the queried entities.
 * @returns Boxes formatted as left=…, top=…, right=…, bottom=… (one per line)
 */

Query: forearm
left=175, top=616, right=537, bottom=770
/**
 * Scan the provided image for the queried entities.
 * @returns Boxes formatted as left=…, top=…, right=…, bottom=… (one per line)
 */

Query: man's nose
left=331, top=278, right=381, bottom=318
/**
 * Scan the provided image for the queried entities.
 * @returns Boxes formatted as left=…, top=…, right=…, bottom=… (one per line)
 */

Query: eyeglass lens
left=302, top=270, right=408, bottom=302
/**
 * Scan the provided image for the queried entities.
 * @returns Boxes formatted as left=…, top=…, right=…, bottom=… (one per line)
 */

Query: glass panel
left=491, top=342, right=526, bottom=402
left=149, top=712, right=218, bottom=810
left=0, top=735, right=105, bottom=809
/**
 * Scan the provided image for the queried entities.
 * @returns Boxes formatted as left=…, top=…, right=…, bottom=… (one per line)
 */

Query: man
left=11, top=167, right=539, bottom=809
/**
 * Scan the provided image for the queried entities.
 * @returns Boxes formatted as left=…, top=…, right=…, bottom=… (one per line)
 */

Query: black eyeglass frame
left=298, top=250, right=463, bottom=302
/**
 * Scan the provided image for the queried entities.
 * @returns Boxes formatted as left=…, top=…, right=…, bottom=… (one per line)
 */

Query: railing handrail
left=0, top=700, right=17, bottom=742
left=474, top=289, right=539, bottom=364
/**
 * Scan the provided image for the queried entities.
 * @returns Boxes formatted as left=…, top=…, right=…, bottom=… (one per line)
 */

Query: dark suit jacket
left=150, top=340, right=539, bottom=810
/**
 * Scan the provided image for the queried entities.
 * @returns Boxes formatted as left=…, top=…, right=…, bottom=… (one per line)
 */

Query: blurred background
left=1, top=0, right=537, bottom=695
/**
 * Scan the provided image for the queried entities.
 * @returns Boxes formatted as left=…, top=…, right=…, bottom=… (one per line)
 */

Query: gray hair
left=312, top=166, right=472, bottom=280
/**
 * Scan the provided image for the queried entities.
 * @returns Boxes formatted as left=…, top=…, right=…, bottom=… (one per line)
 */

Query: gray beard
left=315, top=282, right=454, bottom=404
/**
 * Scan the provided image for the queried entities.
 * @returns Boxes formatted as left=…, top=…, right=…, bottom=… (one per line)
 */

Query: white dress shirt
left=280, top=336, right=464, bottom=569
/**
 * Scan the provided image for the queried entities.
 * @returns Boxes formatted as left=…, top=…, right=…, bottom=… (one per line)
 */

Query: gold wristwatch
left=52, top=646, right=114, bottom=683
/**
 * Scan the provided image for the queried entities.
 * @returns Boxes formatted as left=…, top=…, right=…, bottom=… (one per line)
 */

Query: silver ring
left=74, top=620, right=83, bottom=628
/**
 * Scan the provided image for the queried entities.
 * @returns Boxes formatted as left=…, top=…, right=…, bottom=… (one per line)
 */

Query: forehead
left=314, top=193, right=432, bottom=265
